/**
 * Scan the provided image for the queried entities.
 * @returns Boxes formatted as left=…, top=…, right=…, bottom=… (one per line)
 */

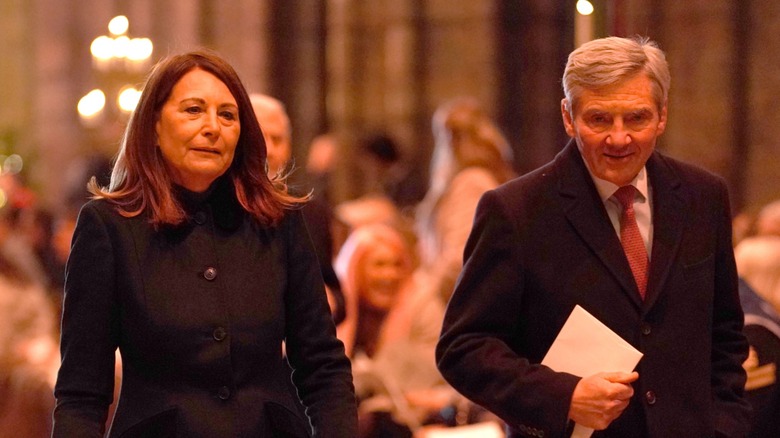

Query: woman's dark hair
left=89, top=49, right=306, bottom=227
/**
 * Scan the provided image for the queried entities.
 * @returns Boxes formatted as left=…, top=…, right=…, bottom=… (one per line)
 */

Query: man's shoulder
left=491, top=155, right=563, bottom=203
left=651, top=151, right=727, bottom=188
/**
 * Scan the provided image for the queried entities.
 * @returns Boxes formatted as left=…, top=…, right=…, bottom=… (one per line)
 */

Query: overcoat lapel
left=556, top=142, right=644, bottom=308
left=643, top=152, right=685, bottom=309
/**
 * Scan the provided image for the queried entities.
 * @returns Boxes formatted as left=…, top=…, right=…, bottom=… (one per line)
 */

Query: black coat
left=53, top=178, right=357, bottom=437
left=436, top=142, right=751, bottom=438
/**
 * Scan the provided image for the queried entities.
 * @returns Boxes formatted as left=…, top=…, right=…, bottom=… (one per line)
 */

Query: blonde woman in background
left=335, top=223, right=450, bottom=437
left=415, top=97, right=515, bottom=304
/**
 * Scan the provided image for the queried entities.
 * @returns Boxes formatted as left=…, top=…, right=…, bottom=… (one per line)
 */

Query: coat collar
left=556, top=141, right=685, bottom=309
left=172, top=175, right=243, bottom=232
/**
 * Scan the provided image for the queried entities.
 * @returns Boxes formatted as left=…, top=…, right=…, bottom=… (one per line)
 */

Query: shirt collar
left=588, top=166, right=649, bottom=204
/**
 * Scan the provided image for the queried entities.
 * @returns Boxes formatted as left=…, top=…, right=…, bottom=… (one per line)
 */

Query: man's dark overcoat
left=437, top=142, right=751, bottom=438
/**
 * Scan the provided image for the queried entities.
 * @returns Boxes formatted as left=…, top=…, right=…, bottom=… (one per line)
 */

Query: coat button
left=641, top=323, right=652, bottom=335
left=193, top=211, right=207, bottom=225
left=218, top=386, right=231, bottom=400
left=213, top=327, right=227, bottom=341
left=645, top=390, right=657, bottom=405
left=203, top=267, right=217, bottom=281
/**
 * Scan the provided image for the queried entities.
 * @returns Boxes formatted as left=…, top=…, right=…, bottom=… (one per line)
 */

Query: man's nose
left=605, top=120, right=631, bottom=146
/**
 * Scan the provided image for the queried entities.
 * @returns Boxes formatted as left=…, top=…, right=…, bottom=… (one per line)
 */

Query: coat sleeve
left=53, top=202, right=119, bottom=437
left=435, top=189, right=579, bottom=437
left=710, top=180, right=752, bottom=437
left=281, top=210, right=358, bottom=437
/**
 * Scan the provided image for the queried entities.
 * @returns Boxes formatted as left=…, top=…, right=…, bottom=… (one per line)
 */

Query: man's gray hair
left=562, top=36, right=671, bottom=114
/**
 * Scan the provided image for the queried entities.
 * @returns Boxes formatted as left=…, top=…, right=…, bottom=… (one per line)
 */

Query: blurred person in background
left=755, top=199, right=780, bottom=238
left=53, top=50, right=356, bottom=437
left=0, top=174, right=48, bottom=288
left=335, top=223, right=450, bottom=438
left=305, top=133, right=339, bottom=206
left=735, top=236, right=780, bottom=437
left=0, top=250, right=58, bottom=437
left=249, top=93, right=293, bottom=180
left=415, top=97, right=515, bottom=304
left=251, top=93, right=346, bottom=325
left=17, top=206, right=65, bottom=296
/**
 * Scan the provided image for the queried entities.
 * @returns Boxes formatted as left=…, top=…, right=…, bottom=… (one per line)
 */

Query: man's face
left=562, top=73, right=667, bottom=186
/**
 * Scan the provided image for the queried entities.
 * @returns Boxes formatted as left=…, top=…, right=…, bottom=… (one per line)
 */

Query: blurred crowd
left=1, top=94, right=780, bottom=437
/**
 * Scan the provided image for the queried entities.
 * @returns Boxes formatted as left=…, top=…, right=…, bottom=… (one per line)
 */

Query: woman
left=335, top=223, right=448, bottom=437
left=53, top=51, right=357, bottom=437
left=415, top=97, right=515, bottom=304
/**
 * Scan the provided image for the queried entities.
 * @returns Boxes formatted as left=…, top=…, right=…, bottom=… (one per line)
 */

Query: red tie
left=613, top=186, right=648, bottom=299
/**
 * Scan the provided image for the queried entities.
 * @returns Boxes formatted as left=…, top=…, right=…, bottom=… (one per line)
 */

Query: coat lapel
left=556, top=142, right=644, bottom=308
left=643, top=152, right=685, bottom=308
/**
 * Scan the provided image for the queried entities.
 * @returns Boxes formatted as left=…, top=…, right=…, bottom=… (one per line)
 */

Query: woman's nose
left=201, top=111, right=220, bottom=136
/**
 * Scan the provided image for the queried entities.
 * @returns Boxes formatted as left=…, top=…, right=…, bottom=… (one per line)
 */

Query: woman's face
left=155, top=68, right=240, bottom=192
left=358, top=241, right=406, bottom=311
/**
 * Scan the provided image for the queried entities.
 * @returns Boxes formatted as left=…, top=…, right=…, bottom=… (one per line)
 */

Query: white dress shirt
left=588, top=167, right=654, bottom=259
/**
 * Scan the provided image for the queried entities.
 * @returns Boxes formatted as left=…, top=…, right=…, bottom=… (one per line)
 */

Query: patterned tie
left=613, top=185, right=648, bottom=299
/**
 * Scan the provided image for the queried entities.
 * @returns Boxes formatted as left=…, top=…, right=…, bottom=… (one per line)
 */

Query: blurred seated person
left=17, top=206, right=65, bottom=297
left=755, top=199, right=780, bottom=238
left=0, top=253, right=59, bottom=437
left=251, top=93, right=346, bottom=324
left=0, top=200, right=48, bottom=288
left=334, top=223, right=451, bottom=437
left=735, top=236, right=780, bottom=437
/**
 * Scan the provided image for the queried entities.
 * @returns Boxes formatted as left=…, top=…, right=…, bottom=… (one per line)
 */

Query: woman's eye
left=185, top=106, right=202, bottom=114
left=220, top=111, right=237, bottom=121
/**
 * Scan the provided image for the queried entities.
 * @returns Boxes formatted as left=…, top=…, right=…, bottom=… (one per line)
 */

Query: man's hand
left=568, top=371, right=639, bottom=430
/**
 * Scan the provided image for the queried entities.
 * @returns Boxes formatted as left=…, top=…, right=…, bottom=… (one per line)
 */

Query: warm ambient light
left=117, top=86, right=142, bottom=112
left=576, top=0, right=594, bottom=16
left=89, top=16, right=154, bottom=66
left=108, top=15, right=129, bottom=36
left=79, top=16, right=153, bottom=125
left=77, top=89, right=106, bottom=119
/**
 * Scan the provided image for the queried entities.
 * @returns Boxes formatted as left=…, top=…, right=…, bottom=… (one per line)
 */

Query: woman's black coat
left=53, top=179, right=357, bottom=437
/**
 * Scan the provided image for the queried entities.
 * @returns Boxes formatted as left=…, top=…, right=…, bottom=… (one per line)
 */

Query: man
left=250, top=94, right=293, bottom=179
left=250, top=93, right=346, bottom=324
left=436, top=36, right=751, bottom=437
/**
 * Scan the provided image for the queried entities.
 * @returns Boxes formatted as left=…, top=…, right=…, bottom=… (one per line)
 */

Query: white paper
left=422, top=421, right=504, bottom=438
left=542, top=305, right=643, bottom=438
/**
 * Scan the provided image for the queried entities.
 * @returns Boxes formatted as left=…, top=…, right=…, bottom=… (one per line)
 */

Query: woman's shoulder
left=450, top=167, right=500, bottom=193
left=76, top=199, right=148, bottom=233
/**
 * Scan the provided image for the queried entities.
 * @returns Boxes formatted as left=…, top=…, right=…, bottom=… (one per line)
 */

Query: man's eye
left=627, top=113, right=650, bottom=125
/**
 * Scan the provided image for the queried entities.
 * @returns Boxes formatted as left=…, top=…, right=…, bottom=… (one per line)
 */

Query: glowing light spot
left=576, top=0, right=594, bottom=16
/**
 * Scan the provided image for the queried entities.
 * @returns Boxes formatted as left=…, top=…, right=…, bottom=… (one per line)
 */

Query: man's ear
left=656, top=101, right=668, bottom=135
left=561, top=98, right=576, bottom=138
